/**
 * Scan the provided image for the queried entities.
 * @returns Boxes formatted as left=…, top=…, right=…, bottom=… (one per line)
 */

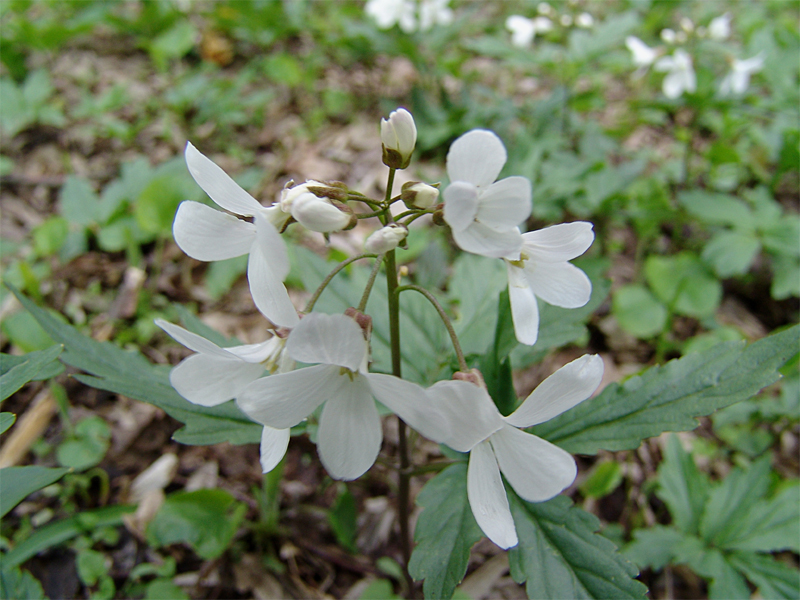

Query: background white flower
left=175, top=143, right=298, bottom=328
left=429, top=356, right=604, bottom=549
left=365, top=0, right=416, bottom=32
left=708, top=12, right=732, bottom=40
left=719, top=54, right=764, bottom=96
left=236, top=313, right=449, bottom=480
left=505, top=222, right=594, bottom=346
left=418, top=0, right=453, bottom=30
left=654, top=49, right=696, bottom=98
left=625, top=36, right=658, bottom=68
left=442, top=130, right=531, bottom=259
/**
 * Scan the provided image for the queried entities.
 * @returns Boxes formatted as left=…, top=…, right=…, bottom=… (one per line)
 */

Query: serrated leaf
left=727, top=551, right=800, bottom=599
left=408, top=463, right=483, bottom=600
left=0, top=345, right=63, bottom=402
left=656, top=435, right=709, bottom=535
left=644, top=252, right=721, bottom=317
left=678, top=190, right=753, bottom=229
left=702, top=231, right=761, bottom=277
left=10, top=288, right=261, bottom=446
left=671, top=538, right=750, bottom=600
left=0, top=466, right=72, bottom=519
left=532, top=325, right=800, bottom=455
left=507, top=492, right=647, bottom=599
left=721, top=482, right=800, bottom=553
left=622, top=525, right=685, bottom=571
left=0, top=565, right=46, bottom=600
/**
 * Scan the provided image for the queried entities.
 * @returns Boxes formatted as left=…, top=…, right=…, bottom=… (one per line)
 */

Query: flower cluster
left=159, top=108, right=602, bottom=548
left=505, top=2, right=595, bottom=49
left=625, top=13, right=763, bottom=98
left=365, top=0, right=453, bottom=34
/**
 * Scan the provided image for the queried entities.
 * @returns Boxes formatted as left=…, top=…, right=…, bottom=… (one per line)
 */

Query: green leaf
left=0, top=413, right=15, bottom=434
left=148, top=21, right=197, bottom=70
left=656, top=435, right=709, bottom=535
left=579, top=460, right=623, bottom=499
left=0, top=465, right=72, bottom=519
left=329, top=485, right=357, bottom=553
left=761, top=216, right=800, bottom=258
left=32, top=216, right=69, bottom=257
left=450, top=254, right=507, bottom=356
left=10, top=287, right=262, bottom=446
left=0, top=345, right=63, bottom=402
left=678, top=190, right=753, bottom=229
left=532, top=325, right=800, bottom=455
left=3, top=505, right=134, bottom=569
left=144, top=578, right=189, bottom=600
left=76, top=548, right=110, bottom=586
left=727, top=551, right=800, bottom=599
left=612, top=284, right=667, bottom=338
left=507, top=492, right=647, bottom=599
left=147, top=489, right=246, bottom=559
left=58, top=175, right=100, bottom=227
left=720, top=482, right=800, bottom=553
left=771, top=254, right=800, bottom=300
left=134, top=176, right=185, bottom=236
left=204, top=255, right=248, bottom=300
left=0, top=565, right=46, bottom=600
left=699, top=454, right=772, bottom=545
left=56, top=415, right=111, bottom=470
left=702, top=231, right=761, bottom=277
left=644, top=252, right=721, bottom=317
left=408, top=463, right=482, bottom=600
left=671, top=538, right=750, bottom=600
left=622, top=525, right=685, bottom=571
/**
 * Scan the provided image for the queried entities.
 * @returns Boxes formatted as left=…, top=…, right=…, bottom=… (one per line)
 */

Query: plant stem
left=304, top=253, right=378, bottom=313
left=396, top=284, right=469, bottom=372
left=357, top=253, right=385, bottom=312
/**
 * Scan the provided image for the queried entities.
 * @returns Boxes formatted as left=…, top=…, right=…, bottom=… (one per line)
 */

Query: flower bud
left=401, top=181, right=439, bottom=209
left=291, top=193, right=354, bottom=233
left=344, top=307, right=373, bottom=340
left=364, top=224, right=408, bottom=254
left=380, top=108, right=416, bottom=170
left=453, top=368, right=487, bottom=390
left=431, top=208, right=446, bottom=227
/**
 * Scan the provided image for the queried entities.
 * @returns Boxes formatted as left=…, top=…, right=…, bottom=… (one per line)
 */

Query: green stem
left=400, top=209, right=435, bottom=228
left=357, top=253, right=385, bottom=312
left=396, top=284, right=468, bottom=372
left=304, top=253, right=378, bottom=313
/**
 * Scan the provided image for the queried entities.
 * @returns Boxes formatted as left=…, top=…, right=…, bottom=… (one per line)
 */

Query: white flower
left=719, top=54, right=764, bottom=96
left=679, top=17, right=694, bottom=33
left=236, top=313, right=449, bottom=480
left=625, top=36, right=658, bottom=68
left=442, top=130, right=531, bottom=259
left=429, top=355, right=604, bottom=548
left=155, top=319, right=294, bottom=473
left=654, top=49, right=696, bottom=98
left=575, top=12, right=594, bottom=28
left=419, top=0, right=453, bottom=30
left=401, top=181, right=439, bottom=209
left=660, top=28, right=676, bottom=44
left=505, top=223, right=594, bottom=346
left=537, top=2, right=553, bottom=16
left=533, top=16, right=553, bottom=33
left=280, top=181, right=353, bottom=233
left=708, top=12, right=731, bottom=40
left=381, top=108, right=417, bottom=169
left=365, top=0, right=416, bottom=32
left=506, top=15, right=537, bottom=48
left=364, top=224, right=408, bottom=254
left=174, top=143, right=298, bottom=328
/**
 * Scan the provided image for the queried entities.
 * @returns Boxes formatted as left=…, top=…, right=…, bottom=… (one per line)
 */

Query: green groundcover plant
left=4, top=106, right=798, bottom=599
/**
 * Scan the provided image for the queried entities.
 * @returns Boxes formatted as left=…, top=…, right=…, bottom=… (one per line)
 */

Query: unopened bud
left=381, top=108, right=416, bottom=170
left=432, top=208, right=446, bottom=227
left=344, top=307, right=373, bottom=340
left=401, top=182, right=439, bottom=209
left=291, top=193, right=353, bottom=233
left=453, top=369, right=487, bottom=390
left=364, top=224, right=408, bottom=254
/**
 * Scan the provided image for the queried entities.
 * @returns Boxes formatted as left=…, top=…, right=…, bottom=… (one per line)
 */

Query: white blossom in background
left=364, top=224, right=408, bottom=254
left=537, top=2, right=553, bottom=16
left=236, top=313, right=449, bottom=480
left=154, top=319, right=293, bottom=473
left=428, top=356, right=604, bottom=548
left=381, top=108, right=417, bottom=169
left=442, top=130, right=531, bottom=259
left=708, top=12, right=732, bottom=40
left=280, top=181, right=354, bottom=233
left=679, top=17, right=694, bottom=33
left=655, top=49, right=696, bottom=98
left=560, top=14, right=573, bottom=27
left=365, top=0, right=416, bottom=32
left=174, top=143, right=298, bottom=328
left=625, top=36, right=658, bottom=72
left=575, top=12, right=594, bottom=28
left=719, top=54, right=764, bottom=96
left=419, top=0, right=453, bottom=30
left=660, top=28, right=677, bottom=44
left=505, top=223, right=594, bottom=346
left=506, top=15, right=553, bottom=48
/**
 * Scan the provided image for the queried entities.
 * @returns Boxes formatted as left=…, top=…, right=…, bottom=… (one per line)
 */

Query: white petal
left=247, top=237, right=298, bottom=329
left=236, top=364, right=335, bottom=428
left=426, top=380, right=504, bottom=452
left=291, top=194, right=351, bottom=233
left=254, top=212, right=290, bottom=280
left=366, top=373, right=450, bottom=443
left=505, top=354, right=604, bottom=428
left=662, top=71, right=685, bottom=98
left=286, top=313, right=366, bottom=371
left=521, top=222, right=594, bottom=262
left=443, top=181, right=480, bottom=233
left=226, top=337, right=282, bottom=364
left=467, top=440, right=518, bottom=549
left=185, top=142, right=263, bottom=216
left=475, top=177, right=532, bottom=231
left=446, top=130, right=507, bottom=189
left=317, top=375, right=382, bottom=480
left=173, top=201, right=255, bottom=261
left=506, top=263, right=540, bottom=346
left=155, top=319, right=231, bottom=358
left=259, top=426, right=290, bottom=473
left=506, top=15, right=536, bottom=48
left=170, top=353, right=264, bottom=407
left=452, top=223, right=523, bottom=260
left=524, top=260, right=592, bottom=308
left=490, top=425, right=576, bottom=503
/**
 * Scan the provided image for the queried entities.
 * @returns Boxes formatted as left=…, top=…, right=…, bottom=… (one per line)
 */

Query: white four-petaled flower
left=625, top=36, right=658, bottom=69
left=654, top=49, right=696, bottom=98
left=443, top=130, right=531, bottom=259
left=236, top=313, right=448, bottom=480
left=708, top=12, right=731, bottom=41
left=429, top=355, right=604, bottom=549
left=719, top=54, right=764, bottom=96
left=174, top=143, right=298, bottom=328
